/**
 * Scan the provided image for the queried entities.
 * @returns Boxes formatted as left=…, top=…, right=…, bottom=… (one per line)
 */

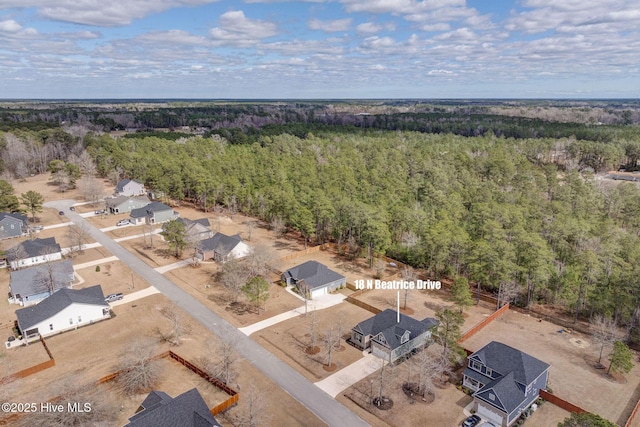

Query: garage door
left=311, top=287, right=327, bottom=299
left=477, top=405, right=504, bottom=426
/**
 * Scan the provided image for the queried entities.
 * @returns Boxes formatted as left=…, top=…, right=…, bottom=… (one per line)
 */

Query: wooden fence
left=0, top=335, right=55, bottom=385
left=96, top=351, right=239, bottom=416
left=459, top=303, right=510, bottom=343
left=625, top=397, right=640, bottom=427
left=539, top=390, right=588, bottom=414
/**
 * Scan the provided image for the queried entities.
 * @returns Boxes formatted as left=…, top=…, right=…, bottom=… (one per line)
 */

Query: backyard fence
left=0, top=335, right=55, bottom=385
left=459, top=303, right=510, bottom=343
left=539, top=390, right=588, bottom=414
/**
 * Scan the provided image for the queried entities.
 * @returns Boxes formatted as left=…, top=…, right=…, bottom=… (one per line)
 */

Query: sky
left=0, top=0, right=639, bottom=99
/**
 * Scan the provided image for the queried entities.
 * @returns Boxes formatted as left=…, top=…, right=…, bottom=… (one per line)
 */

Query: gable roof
left=0, top=212, right=27, bottom=224
left=116, top=178, right=144, bottom=193
left=475, top=371, right=525, bottom=414
left=178, top=217, right=210, bottom=228
left=199, top=233, right=243, bottom=257
left=16, top=285, right=107, bottom=330
left=9, top=260, right=74, bottom=297
left=469, top=341, right=550, bottom=386
left=6, top=237, right=61, bottom=261
left=354, top=308, right=438, bottom=350
left=125, top=388, right=221, bottom=427
left=131, top=201, right=173, bottom=218
left=283, top=260, right=345, bottom=290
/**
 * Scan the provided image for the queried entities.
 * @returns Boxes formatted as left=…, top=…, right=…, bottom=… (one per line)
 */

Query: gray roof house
left=106, top=195, right=150, bottom=214
left=9, top=260, right=75, bottom=306
left=462, top=341, right=550, bottom=427
left=15, top=285, right=110, bottom=342
left=124, top=388, right=222, bottom=427
left=281, top=260, right=346, bottom=299
left=115, top=179, right=146, bottom=197
left=130, top=202, right=178, bottom=225
left=177, top=217, right=213, bottom=242
left=351, top=309, right=438, bottom=363
left=0, top=212, right=27, bottom=240
left=6, top=237, right=62, bottom=270
left=197, top=232, right=251, bottom=263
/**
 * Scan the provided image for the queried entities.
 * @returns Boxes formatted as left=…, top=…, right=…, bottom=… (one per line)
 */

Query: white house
left=115, top=179, right=146, bottom=197
left=197, top=233, right=251, bottom=263
left=281, top=260, right=346, bottom=299
left=6, top=237, right=62, bottom=270
left=15, top=285, right=111, bottom=342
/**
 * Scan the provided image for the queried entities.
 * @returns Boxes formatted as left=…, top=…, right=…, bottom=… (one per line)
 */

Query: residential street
left=46, top=201, right=370, bottom=427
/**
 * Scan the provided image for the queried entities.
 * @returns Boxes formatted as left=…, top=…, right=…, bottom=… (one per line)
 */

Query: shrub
left=95, top=265, right=100, bottom=272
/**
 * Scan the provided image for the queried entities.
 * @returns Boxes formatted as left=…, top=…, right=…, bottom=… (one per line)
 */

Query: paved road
left=46, top=201, right=369, bottom=427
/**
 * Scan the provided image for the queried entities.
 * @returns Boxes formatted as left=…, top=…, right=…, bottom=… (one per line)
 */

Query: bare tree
left=235, top=382, right=271, bottom=427
left=33, top=256, right=69, bottom=297
left=401, top=266, right=417, bottom=309
left=373, top=258, right=386, bottom=279
left=78, top=176, right=105, bottom=205
left=114, top=339, right=161, bottom=395
left=270, top=216, right=286, bottom=238
left=401, top=230, right=419, bottom=248
left=157, top=304, right=191, bottom=346
left=14, top=375, right=118, bottom=427
left=246, top=244, right=274, bottom=278
left=324, top=326, right=339, bottom=367
left=307, top=310, right=319, bottom=353
left=497, top=279, right=520, bottom=308
left=52, top=169, right=70, bottom=193
left=296, top=279, right=310, bottom=316
left=197, top=339, right=238, bottom=385
left=66, top=222, right=91, bottom=253
left=591, top=315, right=623, bottom=366
left=142, top=223, right=155, bottom=249
left=246, top=220, right=256, bottom=241
left=107, top=169, right=121, bottom=186
left=220, top=257, right=249, bottom=303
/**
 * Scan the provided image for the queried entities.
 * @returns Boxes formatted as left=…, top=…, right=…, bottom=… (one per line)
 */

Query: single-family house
left=176, top=217, right=213, bottom=242
left=124, top=388, right=222, bottom=427
left=351, top=309, right=438, bottom=363
left=130, top=202, right=179, bottom=225
left=15, top=285, right=110, bottom=342
left=115, top=179, right=146, bottom=197
left=462, top=341, right=550, bottom=427
left=0, top=212, right=27, bottom=240
left=197, top=232, right=251, bottom=263
left=9, top=260, right=75, bottom=306
left=106, top=195, right=150, bottom=215
left=281, top=260, right=346, bottom=299
left=6, top=237, right=62, bottom=270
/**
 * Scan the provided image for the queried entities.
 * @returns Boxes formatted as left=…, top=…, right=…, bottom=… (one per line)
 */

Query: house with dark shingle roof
left=0, top=212, right=27, bottom=240
left=115, top=178, right=146, bottom=197
left=15, top=285, right=110, bottom=342
left=106, top=195, right=150, bottom=214
left=462, top=341, right=550, bottom=427
left=281, top=260, right=346, bottom=299
left=9, top=260, right=75, bottom=306
left=130, top=201, right=178, bottom=225
left=351, top=309, right=438, bottom=363
left=124, top=388, right=222, bottom=427
left=197, top=232, right=251, bottom=263
left=175, top=217, right=213, bottom=242
left=6, top=237, right=62, bottom=270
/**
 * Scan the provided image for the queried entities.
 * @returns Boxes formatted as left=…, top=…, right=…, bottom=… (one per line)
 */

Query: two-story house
left=0, top=212, right=27, bottom=240
left=115, top=179, right=146, bottom=197
left=462, top=341, right=550, bottom=427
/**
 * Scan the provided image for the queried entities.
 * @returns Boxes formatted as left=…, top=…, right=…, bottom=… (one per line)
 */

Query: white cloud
left=356, top=22, right=382, bottom=34
left=308, top=18, right=351, bottom=32
left=341, top=0, right=464, bottom=14
left=209, top=10, right=278, bottom=46
left=0, top=0, right=221, bottom=27
left=419, top=23, right=450, bottom=32
left=0, top=19, right=22, bottom=32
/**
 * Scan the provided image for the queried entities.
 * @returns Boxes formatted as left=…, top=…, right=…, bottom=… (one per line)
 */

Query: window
left=471, top=360, right=482, bottom=371
left=489, top=393, right=495, bottom=401
left=69, top=318, right=73, bottom=325
left=486, top=368, right=493, bottom=376
left=526, top=384, right=532, bottom=394
left=49, top=324, right=53, bottom=330
left=78, top=316, right=82, bottom=323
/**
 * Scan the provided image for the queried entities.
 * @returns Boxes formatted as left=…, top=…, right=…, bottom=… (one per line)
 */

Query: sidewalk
left=155, top=259, right=191, bottom=274
left=73, top=256, right=119, bottom=270
left=238, top=292, right=346, bottom=336
left=315, top=352, right=380, bottom=398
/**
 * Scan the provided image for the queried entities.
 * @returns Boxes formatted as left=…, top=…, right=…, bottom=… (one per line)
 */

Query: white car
left=116, top=219, right=130, bottom=226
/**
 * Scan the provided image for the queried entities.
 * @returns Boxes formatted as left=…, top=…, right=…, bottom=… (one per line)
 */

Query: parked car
left=31, top=225, right=44, bottom=232
left=58, top=211, right=65, bottom=215
left=116, top=219, right=130, bottom=226
left=95, top=209, right=106, bottom=215
left=462, top=415, right=482, bottom=427
left=105, top=293, right=124, bottom=302
left=69, top=206, right=75, bottom=211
